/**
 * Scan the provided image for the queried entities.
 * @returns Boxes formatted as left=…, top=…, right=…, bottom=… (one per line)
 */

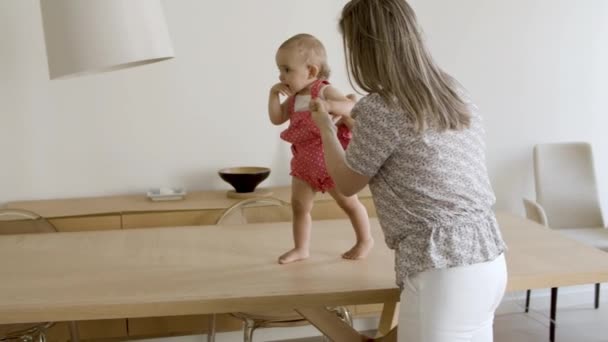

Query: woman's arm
left=335, top=94, right=358, bottom=129
left=310, top=99, right=370, bottom=196
left=322, top=86, right=357, bottom=118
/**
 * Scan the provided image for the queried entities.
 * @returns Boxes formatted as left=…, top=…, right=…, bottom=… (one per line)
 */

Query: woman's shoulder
left=352, top=93, right=392, bottom=119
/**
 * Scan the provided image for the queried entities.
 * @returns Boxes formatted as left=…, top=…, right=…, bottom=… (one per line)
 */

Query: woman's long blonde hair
left=340, top=0, right=470, bottom=132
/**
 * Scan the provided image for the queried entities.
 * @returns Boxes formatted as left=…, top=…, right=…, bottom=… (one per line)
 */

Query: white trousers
left=398, top=254, right=507, bottom=342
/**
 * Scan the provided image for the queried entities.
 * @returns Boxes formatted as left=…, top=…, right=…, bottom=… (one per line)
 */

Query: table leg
left=296, top=307, right=398, bottom=342
left=296, top=307, right=365, bottom=342
left=376, top=301, right=399, bottom=337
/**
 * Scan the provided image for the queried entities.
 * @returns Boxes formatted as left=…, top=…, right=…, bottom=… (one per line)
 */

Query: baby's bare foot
left=342, top=239, right=374, bottom=260
left=278, top=248, right=310, bottom=264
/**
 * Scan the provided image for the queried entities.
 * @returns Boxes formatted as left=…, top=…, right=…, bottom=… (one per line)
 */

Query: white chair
left=207, top=197, right=353, bottom=342
left=0, top=208, right=80, bottom=342
left=523, top=142, right=607, bottom=311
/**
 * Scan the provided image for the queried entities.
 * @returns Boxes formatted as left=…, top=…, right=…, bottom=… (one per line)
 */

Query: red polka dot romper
left=280, top=79, right=352, bottom=192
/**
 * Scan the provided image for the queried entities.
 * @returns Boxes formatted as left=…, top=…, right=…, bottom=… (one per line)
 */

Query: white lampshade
left=40, top=0, right=175, bottom=80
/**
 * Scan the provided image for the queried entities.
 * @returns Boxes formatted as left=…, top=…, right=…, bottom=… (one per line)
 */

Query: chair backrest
left=533, top=142, right=605, bottom=229
left=0, top=208, right=58, bottom=235
left=216, top=197, right=292, bottom=225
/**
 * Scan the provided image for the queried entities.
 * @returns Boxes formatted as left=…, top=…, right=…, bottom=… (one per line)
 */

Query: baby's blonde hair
left=340, top=0, right=471, bottom=133
left=279, top=34, right=331, bottom=79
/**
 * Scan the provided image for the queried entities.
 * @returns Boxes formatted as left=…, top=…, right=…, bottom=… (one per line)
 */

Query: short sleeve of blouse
left=345, top=94, right=406, bottom=177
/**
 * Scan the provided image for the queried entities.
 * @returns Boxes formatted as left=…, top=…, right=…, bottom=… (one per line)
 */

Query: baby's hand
left=271, top=83, right=292, bottom=97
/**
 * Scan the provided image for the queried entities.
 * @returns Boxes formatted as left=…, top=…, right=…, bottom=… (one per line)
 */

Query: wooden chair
left=208, top=197, right=353, bottom=342
left=0, top=208, right=80, bottom=342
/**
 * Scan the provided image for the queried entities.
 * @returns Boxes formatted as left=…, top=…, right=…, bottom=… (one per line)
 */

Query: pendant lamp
left=40, top=0, right=175, bottom=80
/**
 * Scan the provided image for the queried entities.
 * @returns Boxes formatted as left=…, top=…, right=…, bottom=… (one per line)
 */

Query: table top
left=498, top=213, right=608, bottom=290
left=0, top=217, right=396, bottom=324
left=1, top=213, right=607, bottom=324
left=556, top=227, right=608, bottom=252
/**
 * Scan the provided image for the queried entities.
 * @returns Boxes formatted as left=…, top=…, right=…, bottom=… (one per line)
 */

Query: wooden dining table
left=1, top=213, right=608, bottom=342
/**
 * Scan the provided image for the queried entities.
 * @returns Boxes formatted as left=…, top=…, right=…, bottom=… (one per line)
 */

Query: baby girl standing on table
left=268, top=33, right=373, bottom=264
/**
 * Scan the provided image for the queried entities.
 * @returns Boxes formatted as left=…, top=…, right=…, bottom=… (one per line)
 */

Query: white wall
left=408, top=0, right=608, bottom=215
left=0, top=0, right=351, bottom=201
left=1, top=0, right=607, bottom=217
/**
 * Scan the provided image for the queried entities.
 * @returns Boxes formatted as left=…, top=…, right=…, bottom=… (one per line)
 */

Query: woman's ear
left=307, top=64, right=320, bottom=79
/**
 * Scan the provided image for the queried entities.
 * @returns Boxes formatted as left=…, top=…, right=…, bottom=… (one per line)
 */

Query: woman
left=309, top=1, right=508, bottom=341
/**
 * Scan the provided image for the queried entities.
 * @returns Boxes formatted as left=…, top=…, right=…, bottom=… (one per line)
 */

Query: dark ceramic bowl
left=218, top=167, right=271, bottom=193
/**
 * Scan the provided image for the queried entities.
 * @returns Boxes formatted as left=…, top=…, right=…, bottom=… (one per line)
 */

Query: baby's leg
left=278, top=177, right=315, bottom=264
left=328, top=189, right=374, bottom=260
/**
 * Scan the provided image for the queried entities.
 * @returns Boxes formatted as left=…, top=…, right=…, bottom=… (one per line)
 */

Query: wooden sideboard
left=4, top=186, right=378, bottom=341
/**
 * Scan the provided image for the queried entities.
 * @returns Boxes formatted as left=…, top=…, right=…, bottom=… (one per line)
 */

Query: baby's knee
left=337, top=197, right=364, bottom=214
left=291, top=198, right=313, bottom=215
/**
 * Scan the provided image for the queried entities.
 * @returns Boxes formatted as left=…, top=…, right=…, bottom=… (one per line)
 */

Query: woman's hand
left=336, top=116, right=355, bottom=129
left=310, top=98, right=335, bottom=130
left=335, top=94, right=357, bottom=129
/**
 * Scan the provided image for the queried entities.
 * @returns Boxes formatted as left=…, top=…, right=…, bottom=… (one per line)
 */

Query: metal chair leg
left=207, top=314, right=216, bottom=342
left=338, top=307, right=353, bottom=327
left=243, top=318, right=257, bottom=342
left=328, top=306, right=353, bottom=327
left=1, top=322, right=53, bottom=342
left=525, top=289, right=531, bottom=313
left=68, top=321, right=80, bottom=342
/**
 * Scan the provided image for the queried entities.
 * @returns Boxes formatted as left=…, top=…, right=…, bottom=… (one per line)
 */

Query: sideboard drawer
left=122, top=210, right=223, bottom=229
left=49, top=215, right=121, bottom=232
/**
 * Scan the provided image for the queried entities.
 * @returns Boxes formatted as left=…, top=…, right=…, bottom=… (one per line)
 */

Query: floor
left=140, top=289, right=608, bottom=342
left=492, top=298, right=608, bottom=342
left=271, top=301, right=608, bottom=342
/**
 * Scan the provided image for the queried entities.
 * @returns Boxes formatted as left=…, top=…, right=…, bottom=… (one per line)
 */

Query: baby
left=268, top=33, right=373, bottom=264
